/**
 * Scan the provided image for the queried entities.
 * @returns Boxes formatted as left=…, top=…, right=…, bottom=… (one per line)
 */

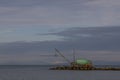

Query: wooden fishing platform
left=50, top=62, right=120, bottom=71
left=51, top=49, right=120, bottom=71
left=50, top=66, right=120, bottom=70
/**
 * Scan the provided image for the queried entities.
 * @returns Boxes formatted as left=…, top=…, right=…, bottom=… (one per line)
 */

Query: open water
left=0, top=65, right=119, bottom=80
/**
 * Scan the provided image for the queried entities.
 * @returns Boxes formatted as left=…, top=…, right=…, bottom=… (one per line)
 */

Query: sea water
left=0, top=65, right=119, bottom=80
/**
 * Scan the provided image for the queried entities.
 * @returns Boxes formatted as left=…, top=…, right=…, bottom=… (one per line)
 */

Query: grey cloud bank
left=38, top=26, right=120, bottom=51
left=0, top=0, right=120, bottom=65
left=0, top=0, right=120, bottom=26
left=0, top=26, right=120, bottom=65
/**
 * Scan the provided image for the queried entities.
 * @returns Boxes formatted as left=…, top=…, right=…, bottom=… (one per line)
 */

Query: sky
left=0, top=0, right=120, bottom=65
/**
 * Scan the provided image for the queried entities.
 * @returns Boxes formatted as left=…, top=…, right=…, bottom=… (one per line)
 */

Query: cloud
left=36, top=26, right=120, bottom=52
left=0, top=0, right=120, bottom=26
left=0, top=26, right=66, bottom=43
left=1, top=26, right=120, bottom=53
left=0, top=26, right=120, bottom=64
left=0, top=0, right=120, bottom=64
left=40, top=26, right=120, bottom=38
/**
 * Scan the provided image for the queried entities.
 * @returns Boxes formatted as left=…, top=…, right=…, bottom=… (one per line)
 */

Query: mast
left=73, top=48, right=76, bottom=63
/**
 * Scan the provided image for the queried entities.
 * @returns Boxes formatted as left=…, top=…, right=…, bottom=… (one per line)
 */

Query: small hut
left=71, top=58, right=93, bottom=68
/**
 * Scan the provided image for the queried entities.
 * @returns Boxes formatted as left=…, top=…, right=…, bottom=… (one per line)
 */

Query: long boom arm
left=55, top=48, right=71, bottom=64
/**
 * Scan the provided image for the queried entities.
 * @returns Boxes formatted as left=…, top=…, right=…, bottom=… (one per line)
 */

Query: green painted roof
left=75, top=59, right=92, bottom=65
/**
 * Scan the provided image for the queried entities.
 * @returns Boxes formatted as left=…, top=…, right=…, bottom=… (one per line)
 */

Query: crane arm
left=55, top=48, right=71, bottom=64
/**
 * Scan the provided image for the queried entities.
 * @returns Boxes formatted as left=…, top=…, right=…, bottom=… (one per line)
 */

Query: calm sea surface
left=0, top=65, right=119, bottom=80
